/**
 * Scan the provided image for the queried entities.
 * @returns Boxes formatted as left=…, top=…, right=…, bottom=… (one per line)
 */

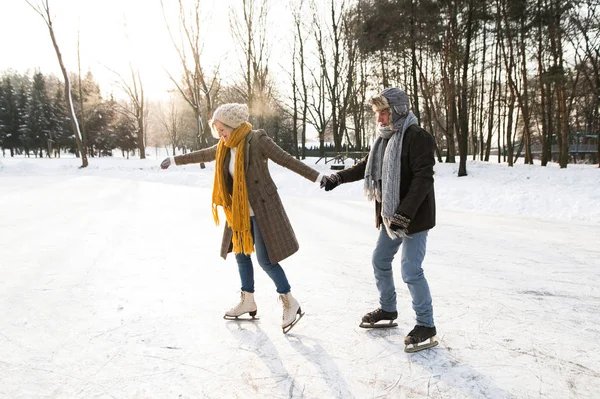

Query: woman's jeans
left=372, top=228, right=434, bottom=327
left=235, top=216, right=291, bottom=294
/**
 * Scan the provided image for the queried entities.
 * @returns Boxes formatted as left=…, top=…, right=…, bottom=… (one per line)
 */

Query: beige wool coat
left=174, top=129, right=320, bottom=264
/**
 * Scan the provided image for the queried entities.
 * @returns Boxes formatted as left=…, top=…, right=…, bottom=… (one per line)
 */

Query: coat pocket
left=264, top=182, right=278, bottom=196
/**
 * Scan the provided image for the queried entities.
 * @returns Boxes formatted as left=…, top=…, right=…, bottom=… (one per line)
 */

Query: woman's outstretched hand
left=160, top=158, right=171, bottom=169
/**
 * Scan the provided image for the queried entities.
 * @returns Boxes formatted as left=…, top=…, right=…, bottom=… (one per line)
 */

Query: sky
left=0, top=0, right=292, bottom=101
left=1, top=154, right=599, bottom=397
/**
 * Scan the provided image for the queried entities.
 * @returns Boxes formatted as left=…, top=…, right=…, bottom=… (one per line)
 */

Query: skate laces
left=229, top=292, right=246, bottom=313
left=367, top=308, right=383, bottom=317
left=279, top=294, right=290, bottom=308
left=408, top=325, right=434, bottom=340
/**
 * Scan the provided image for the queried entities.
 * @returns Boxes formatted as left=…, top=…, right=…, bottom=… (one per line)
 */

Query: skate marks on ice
left=225, top=321, right=300, bottom=397
left=286, top=334, right=354, bottom=399
left=225, top=322, right=354, bottom=398
left=359, top=328, right=510, bottom=398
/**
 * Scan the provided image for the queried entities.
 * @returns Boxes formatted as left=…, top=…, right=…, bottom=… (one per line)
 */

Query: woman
left=160, top=103, right=323, bottom=333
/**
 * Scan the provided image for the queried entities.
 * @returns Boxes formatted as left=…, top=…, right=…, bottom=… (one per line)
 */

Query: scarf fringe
left=364, top=112, right=418, bottom=218
left=232, top=230, right=254, bottom=255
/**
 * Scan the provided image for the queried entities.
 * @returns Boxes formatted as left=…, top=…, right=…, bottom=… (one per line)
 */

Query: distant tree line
left=15, top=0, right=600, bottom=172
left=340, top=0, right=600, bottom=172
left=0, top=70, right=139, bottom=158
left=178, top=0, right=599, bottom=171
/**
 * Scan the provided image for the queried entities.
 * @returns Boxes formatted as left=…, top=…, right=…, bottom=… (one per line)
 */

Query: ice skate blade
left=283, top=311, right=305, bottom=334
left=359, top=321, right=398, bottom=329
left=223, top=313, right=259, bottom=321
left=404, top=338, right=439, bottom=353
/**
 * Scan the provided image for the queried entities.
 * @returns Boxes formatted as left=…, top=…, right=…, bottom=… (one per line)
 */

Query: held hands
left=160, top=158, right=171, bottom=169
left=320, top=173, right=342, bottom=191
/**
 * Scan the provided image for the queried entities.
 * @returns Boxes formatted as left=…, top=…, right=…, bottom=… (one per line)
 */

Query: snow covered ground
left=1, top=154, right=599, bottom=398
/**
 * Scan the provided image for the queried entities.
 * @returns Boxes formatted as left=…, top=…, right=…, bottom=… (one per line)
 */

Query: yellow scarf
left=212, top=122, right=254, bottom=255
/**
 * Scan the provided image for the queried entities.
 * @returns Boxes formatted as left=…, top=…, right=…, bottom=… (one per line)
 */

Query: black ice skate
left=404, top=325, right=438, bottom=353
left=359, top=308, right=398, bottom=329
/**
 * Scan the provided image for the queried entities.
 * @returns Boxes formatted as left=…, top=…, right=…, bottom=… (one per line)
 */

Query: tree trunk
left=478, top=21, right=487, bottom=161
left=291, top=34, right=299, bottom=159
left=537, top=0, right=550, bottom=166
left=409, top=0, right=420, bottom=121
left=29, top=1, right=87, bottom=167
left=296, top=12, right=308, bottom=159
left=486, top=33, right=499, bottom=162
left=457, top=0, right=474, bottom=177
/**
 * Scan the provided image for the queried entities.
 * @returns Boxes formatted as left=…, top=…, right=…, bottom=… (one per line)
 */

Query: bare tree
left=76, top=31, right=89, bottom=159
left=293, top=1, right=310, bottom=159
left=457, top=0, right=476, bottom=176
left=26, top=0, right=88, bottom=167
left=310, top=0, right=350, bottom=152
left=290, top=22, right=300, bottom=158
left=229, top=0, right=273, bottom=126
left=307, top=72, right=331, bottom=156
left=570, top=0, right=600, bottom=167
left=157, top=99, right=183, bottom=156
left=110, top=65, right=147, bottom=159
left=547, top=0, right=570, bottom=168
left=161, top=0, right=219, bottom=168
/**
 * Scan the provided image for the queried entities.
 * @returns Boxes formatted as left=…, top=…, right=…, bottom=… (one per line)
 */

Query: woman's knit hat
left=212, top=103, right=249, bottom=129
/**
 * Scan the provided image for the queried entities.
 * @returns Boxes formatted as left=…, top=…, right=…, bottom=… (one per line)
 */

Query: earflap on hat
left=381, top=88, right=410, bottom=117
left=377, top=88, right=412, bottom=131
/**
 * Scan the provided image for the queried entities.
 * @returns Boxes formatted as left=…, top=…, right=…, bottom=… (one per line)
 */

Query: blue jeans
left=372, top=228, right=434, bottom=327
left=235, top=216, right=291, bottom=294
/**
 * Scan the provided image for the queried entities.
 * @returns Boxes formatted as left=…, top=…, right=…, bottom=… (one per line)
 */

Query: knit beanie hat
left=212, top=103, right=249, bottom=129
left=380, top=88, right=411, bottom=117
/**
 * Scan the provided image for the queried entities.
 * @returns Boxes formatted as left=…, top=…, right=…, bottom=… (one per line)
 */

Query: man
left=321, top=88, right=437, bottom=352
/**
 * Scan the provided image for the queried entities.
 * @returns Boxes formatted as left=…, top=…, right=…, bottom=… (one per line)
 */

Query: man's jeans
left=372, top=228, right=434, bottom=327
left=235, top=216, right=291, bottom=294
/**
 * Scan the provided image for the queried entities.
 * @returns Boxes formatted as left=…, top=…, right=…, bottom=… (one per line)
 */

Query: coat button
left=255, top=180, right=259, bottom=183
left=261, top=199, right=266, bottom=203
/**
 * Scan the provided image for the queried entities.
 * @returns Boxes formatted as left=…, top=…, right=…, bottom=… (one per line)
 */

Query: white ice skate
left=280, top=292, right=304, bottom=334
left=224, top=291, right=258, bottom=320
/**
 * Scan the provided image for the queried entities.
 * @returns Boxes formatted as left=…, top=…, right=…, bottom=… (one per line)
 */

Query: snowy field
left=1, top=153, right=599, bottom=398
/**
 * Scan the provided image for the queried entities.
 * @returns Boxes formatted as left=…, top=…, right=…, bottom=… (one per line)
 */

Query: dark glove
left=390, top=213, right=410, bottom=234
left=320, top=173, right=342, bottom=191
left=160, top=158, right=171, bottom=169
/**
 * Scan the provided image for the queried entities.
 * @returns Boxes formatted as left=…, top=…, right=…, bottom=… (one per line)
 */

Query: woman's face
left=214, top=120, right=234, bottom=142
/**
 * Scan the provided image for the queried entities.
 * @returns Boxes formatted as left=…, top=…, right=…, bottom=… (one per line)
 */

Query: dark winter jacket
left=337, top=124, right=436, bottom=235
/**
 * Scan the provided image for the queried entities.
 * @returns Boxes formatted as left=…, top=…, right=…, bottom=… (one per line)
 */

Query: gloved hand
left=390, top=213, right=410, bottom=235
left=160, top=158, right=171, bottom=169
left=320, top=173, right=342, bottom=191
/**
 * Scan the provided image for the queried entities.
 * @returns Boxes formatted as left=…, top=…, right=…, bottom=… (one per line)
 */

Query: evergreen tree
left=114, top=115, right=137, bottom=157
left=16, top=82, right=30, bottom=156
left=48, top=84, right=72, bottom=156
left=27, top=72, right=52, bottom=157
left=0, top=78, right=6, bottom=154
left=0, top=76, right=22, bottom=156
left=85, top=97, right=118, bottom=156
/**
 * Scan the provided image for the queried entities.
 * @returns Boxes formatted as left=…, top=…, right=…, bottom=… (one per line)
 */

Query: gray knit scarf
left=365, top=110, right=418, bottom=239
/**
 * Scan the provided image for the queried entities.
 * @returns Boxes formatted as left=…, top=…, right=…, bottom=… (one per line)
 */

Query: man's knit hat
left=371, top=88, right=411, bottom=131
left=212, top=103, right=249, bottom=129
left=379, top=88, right=411, bottom=117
